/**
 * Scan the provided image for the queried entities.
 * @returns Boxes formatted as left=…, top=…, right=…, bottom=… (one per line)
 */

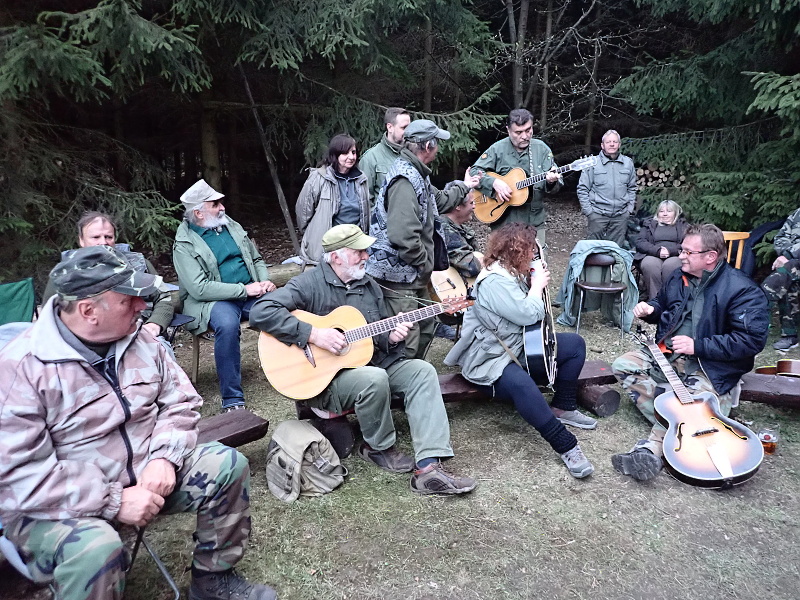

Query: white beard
left=202, top=211, right=229, bottom=229
left=344, top=263, right=367, bottom=280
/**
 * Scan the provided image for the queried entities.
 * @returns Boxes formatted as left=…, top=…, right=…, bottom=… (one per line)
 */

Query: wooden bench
left=297, top=360, right=620, bottom=458
left=740, top=372, right=800, bottom=409
left=197, top=409, right=270, bottom=447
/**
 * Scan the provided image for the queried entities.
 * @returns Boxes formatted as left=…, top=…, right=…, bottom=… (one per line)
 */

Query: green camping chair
left=0, top=277, right=36, bottom=326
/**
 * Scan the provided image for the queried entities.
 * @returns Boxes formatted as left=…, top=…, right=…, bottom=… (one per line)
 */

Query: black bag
left=433, top=217, right=449, bottom=271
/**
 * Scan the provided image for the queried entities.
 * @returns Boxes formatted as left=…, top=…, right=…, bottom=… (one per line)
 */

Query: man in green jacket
left=250, top=224, right=477, bottom=496
left=366, top=119, right=480, bottom=359
left=173, top=180, right=275, bottom=412
left=358, top=107, right=411, bottom=205
left=471, top=108, right=562, bottom=244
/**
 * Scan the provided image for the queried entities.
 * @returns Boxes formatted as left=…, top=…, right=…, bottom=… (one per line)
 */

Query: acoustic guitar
left=429, top=252, right=483, bottom=302
left=472, top=156, right=597, bottom=224
left=637, top=331, right=763, bottom=488
left=258, top=297, right=473, bottom=400
left=522, top=240, right=557, bottom=387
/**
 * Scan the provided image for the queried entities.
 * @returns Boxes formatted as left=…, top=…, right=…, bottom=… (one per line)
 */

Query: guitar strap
left=470, top=280, right=526, bottom=372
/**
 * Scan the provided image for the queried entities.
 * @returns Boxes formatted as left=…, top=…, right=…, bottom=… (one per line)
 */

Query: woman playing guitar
left=445, top=223, right=597, bottom=479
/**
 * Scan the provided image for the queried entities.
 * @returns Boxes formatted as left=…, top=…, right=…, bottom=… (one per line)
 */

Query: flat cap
left=403, top=119, right=451, bottom=143
left=321, top=224, right=376, bottom=253
left=51, top=246, right=162, bottom=301
left=180, top=179, right=224, bottom=211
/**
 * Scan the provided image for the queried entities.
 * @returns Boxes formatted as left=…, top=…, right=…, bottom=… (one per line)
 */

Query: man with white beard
left=173, top=179, right=275, bottom=412
left=250, top=225, right=477, bottom=496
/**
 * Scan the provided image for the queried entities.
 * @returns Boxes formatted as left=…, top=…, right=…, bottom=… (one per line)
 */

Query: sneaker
left=358, top=443, right=415, bottom=473
left=555, top=409, right=597, bottom=430
left=410, top=462, right=477, bottom=495
left=221, top=404, right=246, bottom=414
left=189, top=569, right=277, bottom=600
left=435, top=322, right=457, bottom=340
left=560, top=445, right=594, bottom=479
left=611, top=447, right=662, bottom=481
left=773, top=336, right=798, bottom=351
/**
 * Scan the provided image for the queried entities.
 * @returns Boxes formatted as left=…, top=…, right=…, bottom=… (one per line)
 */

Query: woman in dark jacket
left=635, top=200, right=688, bottom=299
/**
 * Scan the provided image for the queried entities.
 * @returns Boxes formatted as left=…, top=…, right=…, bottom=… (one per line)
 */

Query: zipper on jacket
left=93, top=356, right=137, bottom=486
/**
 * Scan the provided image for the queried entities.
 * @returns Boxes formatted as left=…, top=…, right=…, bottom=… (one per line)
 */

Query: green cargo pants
left=323, top=359, right=454, bottom=463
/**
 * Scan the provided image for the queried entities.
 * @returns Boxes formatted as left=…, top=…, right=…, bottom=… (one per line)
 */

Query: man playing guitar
left=612, top=224, right=769, bottom=481
left=470, top=109, right=562, bottom=244
left=249, top=224, right=477, bottom=496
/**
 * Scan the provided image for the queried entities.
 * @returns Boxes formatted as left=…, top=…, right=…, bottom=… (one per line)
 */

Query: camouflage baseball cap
left=50, top=246, right=162, bottom=301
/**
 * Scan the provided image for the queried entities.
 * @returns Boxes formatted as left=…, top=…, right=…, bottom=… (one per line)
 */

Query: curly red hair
left=484, top=223, right=538, bottom=276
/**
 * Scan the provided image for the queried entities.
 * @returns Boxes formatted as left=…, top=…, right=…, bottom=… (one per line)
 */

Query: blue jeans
left=208, top=298, right=257, bottom=408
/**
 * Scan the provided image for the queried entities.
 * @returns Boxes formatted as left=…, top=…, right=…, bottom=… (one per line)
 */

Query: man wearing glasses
left=610, top=224, right=769, bottom=481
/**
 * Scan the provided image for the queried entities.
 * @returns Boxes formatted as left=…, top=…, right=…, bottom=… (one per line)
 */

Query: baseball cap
left=51, top=246, right=162, bottom=301
left=321, top=224, right=376, bottom=253
left=180, top=179, right=224, bottom=211
left=403, top=119, right=451, bottom=143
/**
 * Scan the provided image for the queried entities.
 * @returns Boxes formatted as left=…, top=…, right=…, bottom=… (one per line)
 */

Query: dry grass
left=3, top=198, right=800, bottom=599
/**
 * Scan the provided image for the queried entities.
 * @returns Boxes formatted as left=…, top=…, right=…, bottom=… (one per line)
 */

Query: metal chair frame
left=574, top=252, right=627, bottom=343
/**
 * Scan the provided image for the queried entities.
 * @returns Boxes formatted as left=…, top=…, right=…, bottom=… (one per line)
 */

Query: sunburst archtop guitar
left=258, top=297, right=473, bottom=400
left=472, top=156, right=597, bottom=224
left=637, top=331, right=763, bottom=488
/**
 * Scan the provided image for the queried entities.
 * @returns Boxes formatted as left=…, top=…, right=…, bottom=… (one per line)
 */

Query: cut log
left=578, top=384, right=621, bottom=417
left=197, top=409, right=269, bottom=447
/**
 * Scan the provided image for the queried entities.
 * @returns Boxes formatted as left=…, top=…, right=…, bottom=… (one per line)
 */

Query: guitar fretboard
left=515, top=163, right=573, bottom=190
left=343, top=304, right=447, bottom=343
left=644, top=340, right=694, bottom=405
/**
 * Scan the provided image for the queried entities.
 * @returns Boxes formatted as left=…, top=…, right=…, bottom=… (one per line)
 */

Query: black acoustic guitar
left=522, top=240, right=557, bottom=387
left=638, top=332, right=763, bottom=488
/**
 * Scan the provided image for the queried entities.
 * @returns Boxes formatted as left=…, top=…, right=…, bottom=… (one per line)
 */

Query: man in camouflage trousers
left=762, top=205, right=800, bottom=351
left=611, top=224, right=768, bottom=481
left=0, top=246, right=276, bottom=600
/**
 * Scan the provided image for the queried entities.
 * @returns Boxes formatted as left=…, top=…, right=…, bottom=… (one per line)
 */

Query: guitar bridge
left=303, top=344, right=316, bottom=368
left=692, top=427, right=720, bottom=437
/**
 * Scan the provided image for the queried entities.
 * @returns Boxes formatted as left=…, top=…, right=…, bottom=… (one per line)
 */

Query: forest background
left=1, top=0, right=799, bottom=283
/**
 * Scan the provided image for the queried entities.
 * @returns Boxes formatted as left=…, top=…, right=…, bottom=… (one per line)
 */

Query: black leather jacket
left=642, top=261, right=769, bottom=395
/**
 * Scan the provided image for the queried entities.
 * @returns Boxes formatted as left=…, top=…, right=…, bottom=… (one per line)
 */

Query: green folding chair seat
left=0, top=277, right=36, bottom=325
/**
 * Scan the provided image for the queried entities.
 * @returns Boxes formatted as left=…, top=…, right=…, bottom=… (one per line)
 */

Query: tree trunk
left=538, top=0, right=553, bottom=130
left=200, top=92, right=221, bottom=190
left=424, top=16, right=433, bottom=112
left=584, top=39, right=601, bottom=153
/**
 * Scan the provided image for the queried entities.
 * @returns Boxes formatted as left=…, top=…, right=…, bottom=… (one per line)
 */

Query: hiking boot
left=773, top=335, right=798, bottom=351
left=189, top=569, right=277, bottom=600
left=560, top=445, right=594, bottom=479
left=358, top=443, right=415, bottom=473
left=554, top=409, right=597, bottom=430
left=410, top=462, right=477, bottom=495
left=611, top=447, right=662, bottom=481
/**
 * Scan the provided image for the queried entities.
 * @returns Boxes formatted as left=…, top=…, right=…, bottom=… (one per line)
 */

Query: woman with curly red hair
left=445, top=223, right=596, bottom=478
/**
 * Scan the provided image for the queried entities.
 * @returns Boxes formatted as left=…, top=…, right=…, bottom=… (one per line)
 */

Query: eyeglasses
left=679, top=248, right=712, bottom=256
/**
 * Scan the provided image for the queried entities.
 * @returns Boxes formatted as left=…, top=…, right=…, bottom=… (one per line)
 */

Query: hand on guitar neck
left=492, top=166, right=560, bottom=203
left=529, top=264, right=550, bottom=299
left=309, top=315, right=413, bottom=354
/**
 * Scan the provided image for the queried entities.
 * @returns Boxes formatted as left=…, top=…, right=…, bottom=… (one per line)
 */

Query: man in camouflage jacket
left=0, top=246, right=276, bottom=600
left=762, top=205, right=800, bottom=351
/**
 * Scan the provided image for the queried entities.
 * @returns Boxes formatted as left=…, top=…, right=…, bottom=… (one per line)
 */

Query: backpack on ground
left=266, top=419, right=347, bottom=502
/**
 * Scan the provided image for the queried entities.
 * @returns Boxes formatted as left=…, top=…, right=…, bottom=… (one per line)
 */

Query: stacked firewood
left=636, top=164, right=688, bottom=188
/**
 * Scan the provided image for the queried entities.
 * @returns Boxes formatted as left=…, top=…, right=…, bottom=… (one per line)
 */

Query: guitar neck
left=644, top=340, right=694, bottom=404
left=516, top=163, right=572, bottom=191
left=344, top=303, right=446, bottom=343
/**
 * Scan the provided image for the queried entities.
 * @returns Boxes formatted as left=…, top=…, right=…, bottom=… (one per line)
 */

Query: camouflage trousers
left=612, top=349, right=736, bottom=457
left=761, top=259, right=800, bottom=336
left=6, top=442, right=251, bottom=600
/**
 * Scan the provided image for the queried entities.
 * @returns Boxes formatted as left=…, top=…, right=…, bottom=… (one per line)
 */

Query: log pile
left=636, top=163, right=688, bottom=189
